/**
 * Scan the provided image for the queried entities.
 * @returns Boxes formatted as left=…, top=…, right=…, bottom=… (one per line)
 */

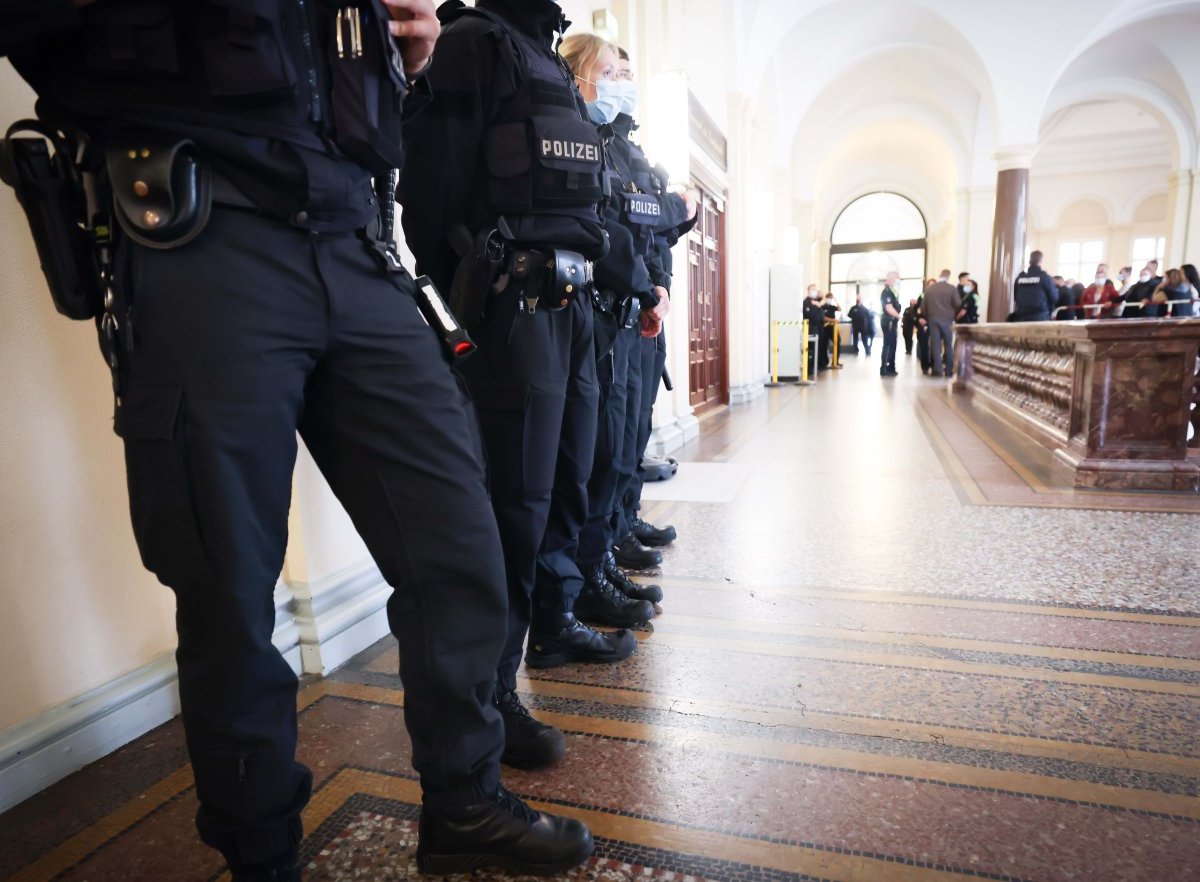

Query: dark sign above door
left=689, top=92, right=728, bottom=171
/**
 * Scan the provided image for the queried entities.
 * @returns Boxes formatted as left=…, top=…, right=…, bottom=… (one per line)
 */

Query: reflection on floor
left=3, top=354, right=1199, bottom=882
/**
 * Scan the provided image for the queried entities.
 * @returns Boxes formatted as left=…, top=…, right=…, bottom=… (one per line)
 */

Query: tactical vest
left=1014, top=271, right=1050, bottom=317
left=607, top=132, right=660, bottom=258
left=441, top=6, right=606, bottom=257
left=15, top=0, right=407, bottom=173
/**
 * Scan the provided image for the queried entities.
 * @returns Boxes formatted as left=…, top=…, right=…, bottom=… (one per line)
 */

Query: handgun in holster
left=448, top=225, right=505, bottom=328
left=0, top=120, right=104, bottom=320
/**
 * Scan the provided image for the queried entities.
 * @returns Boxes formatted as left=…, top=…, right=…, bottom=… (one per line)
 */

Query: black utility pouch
left=0, top=121, right=103, bottom=320
left=107, top=132, right=211, bottom=250
left=328, top=1, right=408, bottom=174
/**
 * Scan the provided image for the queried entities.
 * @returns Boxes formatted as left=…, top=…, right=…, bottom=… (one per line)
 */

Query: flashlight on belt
left=413, top=275, right=477, bottom=361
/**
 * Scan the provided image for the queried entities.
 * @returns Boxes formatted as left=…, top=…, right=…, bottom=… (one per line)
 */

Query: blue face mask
left=616, top=81, right=638, bottom=117
left=586, top=80, right=622, bottom=125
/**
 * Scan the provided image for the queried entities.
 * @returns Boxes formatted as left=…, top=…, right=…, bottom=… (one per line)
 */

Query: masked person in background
left=557, top=33, right=665, bottom=624
left=607, top=45, right=698, bottom=603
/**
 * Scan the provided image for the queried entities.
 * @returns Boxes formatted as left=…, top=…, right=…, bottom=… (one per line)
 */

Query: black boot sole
left=524, top=638, right=637, bottom=669
left=417, top=839, right=595, bottom=876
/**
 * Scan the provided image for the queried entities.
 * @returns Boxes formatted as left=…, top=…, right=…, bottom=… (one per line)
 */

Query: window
left=829, top=193, right=927, bottom=315
left=1131, top=236, right=1166, bottom=267
left=1055, top=240, right=1105, bottom=284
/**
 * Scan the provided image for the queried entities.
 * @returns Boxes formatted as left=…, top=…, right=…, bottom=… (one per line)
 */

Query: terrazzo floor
left=2, top=352, right=1198, bottom=882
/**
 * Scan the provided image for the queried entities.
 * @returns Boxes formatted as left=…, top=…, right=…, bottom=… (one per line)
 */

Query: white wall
left=0, top=66, right=180, bottom=733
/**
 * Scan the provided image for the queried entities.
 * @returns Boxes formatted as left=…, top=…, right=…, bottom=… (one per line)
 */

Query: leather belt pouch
left=509, top=248, right=590, bottom=312
left=107, top=132, right=211, bottom=250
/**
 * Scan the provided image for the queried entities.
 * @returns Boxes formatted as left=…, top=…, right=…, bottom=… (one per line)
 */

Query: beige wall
left=0, top=64, right=178, bottom=731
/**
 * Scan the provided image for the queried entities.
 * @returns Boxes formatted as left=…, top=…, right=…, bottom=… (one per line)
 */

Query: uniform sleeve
left=594, top=199, right=656, bottom=305
left=398, top=25, right=503, bottom=293
left=0, top=0, right=79, bottom=56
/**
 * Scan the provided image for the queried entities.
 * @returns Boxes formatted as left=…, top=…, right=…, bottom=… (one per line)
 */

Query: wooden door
left=687, top=187, right=728, bottom=412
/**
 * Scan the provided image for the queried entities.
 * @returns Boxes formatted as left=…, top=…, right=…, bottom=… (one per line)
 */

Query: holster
left=107, top=132, right=211, bottom=250
left=449, top=226, right=504, bottom=328
left=0, top=120, right=103, bottom=320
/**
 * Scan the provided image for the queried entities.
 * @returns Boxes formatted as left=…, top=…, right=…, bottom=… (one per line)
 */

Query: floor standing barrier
left=766, top=319, right=817, bottom=387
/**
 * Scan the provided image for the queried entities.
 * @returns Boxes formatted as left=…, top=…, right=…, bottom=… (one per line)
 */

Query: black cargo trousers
left=621, top=330, right=667, bottom=533
left=458, top=281, right=598, bottom=693
left=113, top=208, right=508, bottom=872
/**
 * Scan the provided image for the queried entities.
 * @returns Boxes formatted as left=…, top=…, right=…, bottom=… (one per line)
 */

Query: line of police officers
left=1, top=0, right=695, bottom=878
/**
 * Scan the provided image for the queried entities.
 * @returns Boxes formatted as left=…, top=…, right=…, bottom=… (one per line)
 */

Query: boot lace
left=491, top=784, right=540, bottom=825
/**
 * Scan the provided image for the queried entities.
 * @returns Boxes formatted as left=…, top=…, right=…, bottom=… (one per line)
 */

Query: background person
left=922, top=270, right=961, bottom=377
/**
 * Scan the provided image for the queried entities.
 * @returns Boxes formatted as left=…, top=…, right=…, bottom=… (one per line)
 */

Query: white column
left=1165, top=170, right=1198, bottom=267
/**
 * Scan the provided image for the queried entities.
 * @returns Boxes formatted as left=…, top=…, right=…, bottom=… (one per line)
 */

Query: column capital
left=1167, top=168, right=1196, bottom=189
left=993, top=145, right=1038, bottom=172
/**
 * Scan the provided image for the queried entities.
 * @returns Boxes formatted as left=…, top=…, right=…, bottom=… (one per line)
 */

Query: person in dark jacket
left=902, top=299, right=918, bottom=354
left=804, top=289, right=829, bottom=371
left=955, top=273, right=980, bottom=324
left=400, top=0, right=649, bottom=793
left=1180, top=264, right=1200, bottom=318
left=1148, top=268, right=1193, bottom=318
left=1053, top=276, right=1079, bottom=320
left=1, top=1, right=591, bottom=878
left=1011, top=251, right=1057, bottom=322
left=848, top=294, right=875, bottom=356
left=1121, top=261, right=1162, bottom=318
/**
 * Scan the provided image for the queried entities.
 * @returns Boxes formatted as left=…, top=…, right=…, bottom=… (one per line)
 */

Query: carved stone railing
left=954, top=320, right=1200, bottom=492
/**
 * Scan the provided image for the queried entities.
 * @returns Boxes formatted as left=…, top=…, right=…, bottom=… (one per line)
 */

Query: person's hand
left=680, top=190, right=698, bottom=222
left=382, top=0, right=440, bottom=75
left=640, top=311, right=662, bottom=338
left=651, top=286, right=670, bottom=320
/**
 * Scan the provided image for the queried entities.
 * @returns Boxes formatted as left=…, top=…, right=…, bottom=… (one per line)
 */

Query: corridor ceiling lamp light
left=641, top=70, right=690, bottom=187
left=592, top=9, right=618, bottom=41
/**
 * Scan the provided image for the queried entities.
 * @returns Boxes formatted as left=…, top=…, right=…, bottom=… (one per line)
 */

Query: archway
left=828, top=192, right=928, bottom=316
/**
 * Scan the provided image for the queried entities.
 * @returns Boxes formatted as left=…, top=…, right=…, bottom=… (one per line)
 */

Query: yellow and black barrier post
left=797, top=318, right=815, bottom=385
left=827, top=317, right=843, bottom=369
left=765, top=319, right=814, bottom=388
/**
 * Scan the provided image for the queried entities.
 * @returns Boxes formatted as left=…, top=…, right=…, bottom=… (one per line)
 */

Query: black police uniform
left=956, top=288, right=980, bottom=324
left=848, top=302, right=874, bottom=355
left=574, top=110, right=666, bottom=593
left=2, top=2, right=585, bottom=877
left=915, top=295, right=932, bottom=372
left=609, top=114, right=691, bottom=561
left=879, top=286, right=902, bottom=374
left=804, top=295, right=828, bottom=372
left=619, top=143, right=693, bottom=554
left=1012, top=264, right=1057, bottom=322
left=398, top=0, right=640, bottom=704
left=901, top=302, right=917, bottom=354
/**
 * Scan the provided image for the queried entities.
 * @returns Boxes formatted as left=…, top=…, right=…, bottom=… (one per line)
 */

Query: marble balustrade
left=953, top=320, right=1200, bottom=491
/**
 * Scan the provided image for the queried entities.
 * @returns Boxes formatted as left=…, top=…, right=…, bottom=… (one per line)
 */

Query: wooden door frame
left=686, top=169, right=730, bottom=415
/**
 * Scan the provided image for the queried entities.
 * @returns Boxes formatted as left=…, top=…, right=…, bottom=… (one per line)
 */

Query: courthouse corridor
left=3, top=355, right=1199, bottom=882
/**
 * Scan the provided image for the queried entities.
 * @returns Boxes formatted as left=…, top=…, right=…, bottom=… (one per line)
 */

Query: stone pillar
left=986, top=147, right=1036, bottom=324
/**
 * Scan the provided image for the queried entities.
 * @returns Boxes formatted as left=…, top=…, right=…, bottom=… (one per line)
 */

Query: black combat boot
left=575, top=565, right=655, bottom=626
left=603, top=551, right=663, bottom=604
left=417, top=784, right=594, bottom=875
left=495, top=688, right=565, bottom=769
left=526, top=614, right=637, bottom=669
left=630, top=517, right=676, bottom=547
left=611, top=534, right=662, bottom=570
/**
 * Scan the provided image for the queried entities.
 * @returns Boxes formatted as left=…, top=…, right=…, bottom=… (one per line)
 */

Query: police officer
left=880, top=273, right=902, bottom=377
left=558, top=34, right=671, bottom=601
left=1012, top=251, right=1058, bottom=322
left=399, top=0, right=646, bottom=780
left=902, top=298, right=918, bottom=354
left=1, top=1, right=590, bottom=878
left=609, top=46, right=696, bottom=591
left=955, top=273, right=980, bottom=324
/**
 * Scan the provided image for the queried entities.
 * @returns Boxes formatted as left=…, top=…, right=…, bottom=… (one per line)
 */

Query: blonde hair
left=559, top=33, right=613, bottom=80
